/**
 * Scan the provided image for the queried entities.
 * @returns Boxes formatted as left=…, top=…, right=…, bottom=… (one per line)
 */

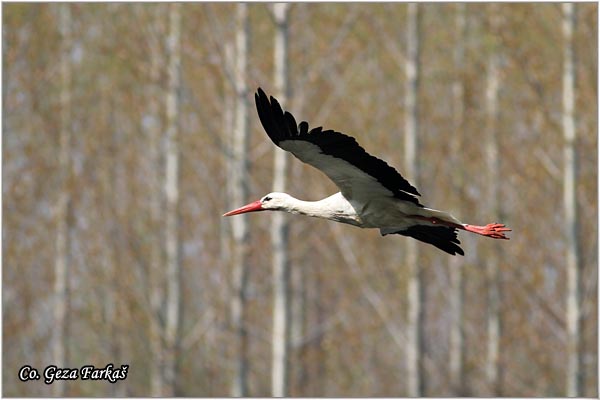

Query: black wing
left=255, top=87, right=422, bottom=206
left=387, top=225, right=464, bottom=256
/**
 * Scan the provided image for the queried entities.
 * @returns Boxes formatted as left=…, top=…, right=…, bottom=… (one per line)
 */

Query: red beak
left=223, top=200, right=263, bottom=217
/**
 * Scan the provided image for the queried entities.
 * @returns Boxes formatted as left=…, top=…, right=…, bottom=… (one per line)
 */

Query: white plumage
left=223, top=88, right=511, bottom=256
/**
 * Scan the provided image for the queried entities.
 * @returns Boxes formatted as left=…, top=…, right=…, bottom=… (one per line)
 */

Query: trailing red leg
left=406, top=215, right=511, bottom=240
left=462, top=223, right=511, bottom=240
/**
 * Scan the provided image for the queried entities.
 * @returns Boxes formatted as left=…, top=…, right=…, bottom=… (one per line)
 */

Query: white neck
left=280, top=192, right=361, bottom=226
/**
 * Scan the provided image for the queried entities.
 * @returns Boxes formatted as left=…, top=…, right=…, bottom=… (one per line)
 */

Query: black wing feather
left=393, top=225, right=464, bottom=256
left=299, top=121, right=309, bottom=135
left=255, top=87, right=421, bottom=205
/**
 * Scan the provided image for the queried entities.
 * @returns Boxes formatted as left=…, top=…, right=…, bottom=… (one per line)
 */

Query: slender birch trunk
left=230, top=4, right=251, bottom=396
left=97, top=55, right=125, bottom=398
left=404, top=3, right=424, bottom=396
left=289, top=265, right=305, bottom=394
left=163, top=3, right=182, bottom=396
left=485, top=6, right=502, bottom=395
left=221, top=41, right=235, bottom=271
left=146, top=5, right=165, bottom=396
left=271, top=3, right=291, bottom=397
left=449, top=3, right=467, bottom=395
left=53, top=4, right=71, bottom=396
left=562, top=3, right=583, bottom=396
left=108, top=115, right=128, bottom=398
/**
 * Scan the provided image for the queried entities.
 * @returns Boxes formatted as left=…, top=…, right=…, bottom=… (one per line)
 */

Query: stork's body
left=223, top=88, right=510, bottom=255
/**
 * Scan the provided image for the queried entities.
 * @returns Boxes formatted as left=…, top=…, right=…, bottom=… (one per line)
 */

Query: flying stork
left=223, top=88, right=510, bottom=255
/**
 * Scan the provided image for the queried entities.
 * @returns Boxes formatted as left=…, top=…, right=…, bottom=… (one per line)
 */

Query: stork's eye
left=263, top=196, right=272, bottom=202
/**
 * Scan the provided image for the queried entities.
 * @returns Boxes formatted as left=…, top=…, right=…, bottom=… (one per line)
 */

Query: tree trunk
left=449, top=3, right=467, bottom=395
left=221, top=40, right=235, bottom=273
left=289, top=265, right=305, bottom=395
left=146, top=5, right=166, bottom=396
left=271, top=3, right=291, bottom=397
left=108, top=113, right=128, bottom=398
left=53, top=4, right=71, bottom=396
left=230, top=3, right=251, bottom=396
left=97, top=48, right=125, bottom=398
left=485, top=6, right=502, bottom=395
left=562, top=3, right=583, bottom=397
left=163, top=3, right=182, bottom=396
left=404, top=3, right=424, bottom=397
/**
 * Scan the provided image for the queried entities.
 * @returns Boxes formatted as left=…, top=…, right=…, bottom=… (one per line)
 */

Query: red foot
left=464, top=223, right=511, bottom=240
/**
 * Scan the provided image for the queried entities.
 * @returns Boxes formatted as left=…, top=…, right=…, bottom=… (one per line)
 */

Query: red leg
left=407, top=215, right=511, bottom=240
left=462, top=223, right=511, bottom=240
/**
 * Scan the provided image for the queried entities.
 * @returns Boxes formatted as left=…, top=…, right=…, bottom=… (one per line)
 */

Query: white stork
left=223, top=88, right=510, bottom=256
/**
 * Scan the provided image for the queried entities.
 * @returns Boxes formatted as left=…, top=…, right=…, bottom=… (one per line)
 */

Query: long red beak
left=223, top=200, right=263, bottom=217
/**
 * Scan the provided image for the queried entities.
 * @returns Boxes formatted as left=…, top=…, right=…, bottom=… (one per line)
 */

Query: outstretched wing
left=255, top=88, right=422, bottom=206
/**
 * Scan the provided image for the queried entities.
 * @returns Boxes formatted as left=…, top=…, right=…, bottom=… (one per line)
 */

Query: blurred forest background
left=2, top=2, right=598, bottom=397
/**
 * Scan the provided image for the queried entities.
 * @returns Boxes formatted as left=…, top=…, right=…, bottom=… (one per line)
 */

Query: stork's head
left=223, top=192, right=291, bottom=216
